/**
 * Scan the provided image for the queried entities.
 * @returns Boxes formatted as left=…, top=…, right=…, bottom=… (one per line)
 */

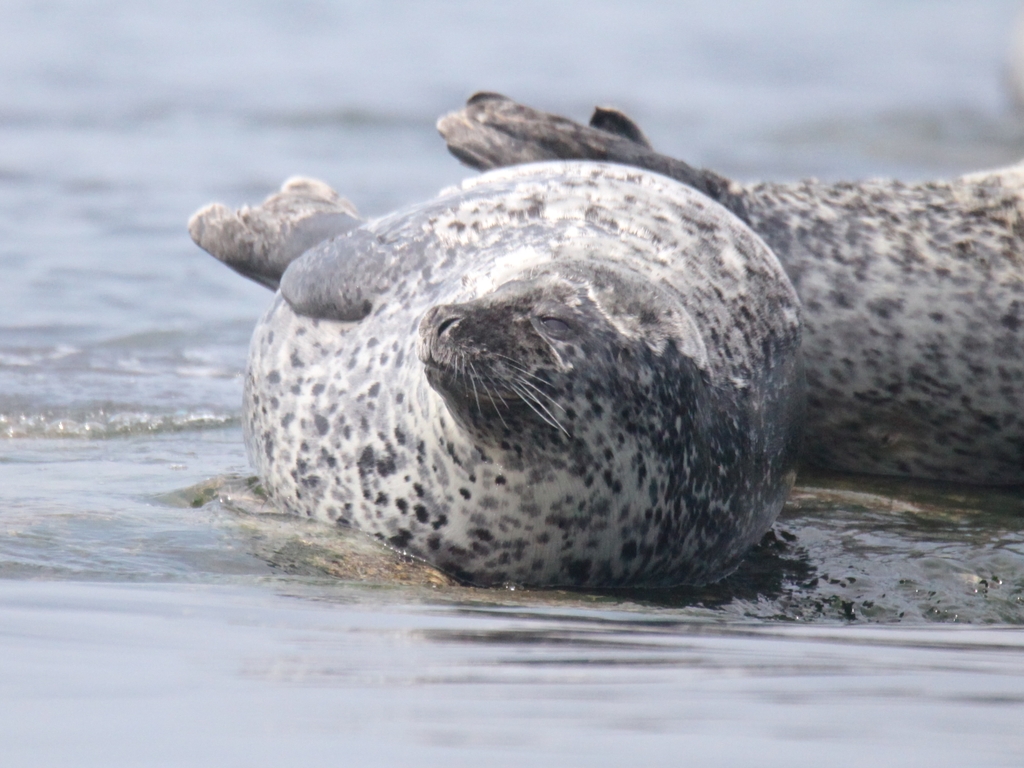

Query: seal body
left=438, top=94, right=1024, bottom=485
left=232, top=163, right=803, bottom=588
left=739, top=168, right=1024, bottom=485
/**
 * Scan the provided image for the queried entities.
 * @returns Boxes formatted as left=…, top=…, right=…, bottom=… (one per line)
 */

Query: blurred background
left=4, top=0, right=1024, bottom=330
left=5, top=0, right=1024, bottom=337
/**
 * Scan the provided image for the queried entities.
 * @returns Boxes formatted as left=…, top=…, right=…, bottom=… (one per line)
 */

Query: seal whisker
left=494, top=353, right=554, bottom=387
left=481, top=375, right=511, bottom=431
left=484, top=374, right=511, bottom=411
left=468, top=361, right=484, bottom=417
left=508, top=382, right=560, bottom=431
left=513, top=374, right=566, bottom=412
left=510, top=381, right=568, bottom=435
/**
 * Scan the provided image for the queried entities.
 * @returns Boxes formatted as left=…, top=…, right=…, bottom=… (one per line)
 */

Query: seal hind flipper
left=588, top=106, right=653, bottom=149
left=188, top=177, right=361, bottom=290
left=437, top=94, right=740, bottom=211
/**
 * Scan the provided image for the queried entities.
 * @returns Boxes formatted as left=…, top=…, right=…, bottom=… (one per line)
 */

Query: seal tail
left=188, top=177, right=362, bottom=290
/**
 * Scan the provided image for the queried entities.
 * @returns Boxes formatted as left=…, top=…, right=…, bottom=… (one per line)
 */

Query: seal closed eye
left=190, top=162, right=804, bottom=588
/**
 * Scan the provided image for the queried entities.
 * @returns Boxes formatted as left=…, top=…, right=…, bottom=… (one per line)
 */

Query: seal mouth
left=423, top=358, right=569, bottom=435
left=423, top=359, right=513, bottom=401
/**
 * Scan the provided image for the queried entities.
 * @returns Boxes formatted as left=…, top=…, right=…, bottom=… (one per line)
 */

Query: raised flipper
left=588, top=106, right=653, bottom=148
left=188, top=177, right=361, bottom=290
left=278, top=229, right=391, bottom=322
left=436, top=93, right=742, bottom=213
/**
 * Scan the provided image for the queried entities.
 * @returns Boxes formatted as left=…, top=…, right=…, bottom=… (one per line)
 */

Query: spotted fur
left=204, top=163, right=804, bottom=587
left=739, top=169, right=1024, bottom=484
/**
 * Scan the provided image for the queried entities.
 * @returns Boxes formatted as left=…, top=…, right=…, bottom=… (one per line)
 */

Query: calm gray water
left=2, top=1, right=1024, bottom=765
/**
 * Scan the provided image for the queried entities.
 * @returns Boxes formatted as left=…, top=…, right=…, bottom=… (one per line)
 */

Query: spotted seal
left=438, top=93, right=1024, bottom=485
left=189, top=163, right=803, bottom=588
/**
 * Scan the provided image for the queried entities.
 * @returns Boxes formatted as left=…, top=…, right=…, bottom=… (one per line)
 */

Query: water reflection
left=162, top=468, right=1024, bottom=625
left=3, top=579, right=1022, bottom=766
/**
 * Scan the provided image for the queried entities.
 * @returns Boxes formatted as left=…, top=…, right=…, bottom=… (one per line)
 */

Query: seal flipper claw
left=466, top=91, right=512, bottom=106
left=588, top=106, right=653, bottom=149
left=188, top=177, right=361, bottom=290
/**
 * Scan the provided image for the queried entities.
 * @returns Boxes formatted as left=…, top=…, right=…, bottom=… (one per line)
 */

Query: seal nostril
left=437, top=317, right=460, bottom=337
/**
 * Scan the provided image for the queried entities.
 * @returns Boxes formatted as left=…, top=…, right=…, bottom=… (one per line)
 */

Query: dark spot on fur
left=389, top=529, right=413, bottom=548
left=357, top=446, right=375, bottom=477
left=376, top=450, right=396, bottom=477
left=314, top=414, right=330, bottom=436
left=459, top=488, right=471, bottom=499
left=396, top=498, right=409, bottom=514
left=564, top=558, right=591, bottom=582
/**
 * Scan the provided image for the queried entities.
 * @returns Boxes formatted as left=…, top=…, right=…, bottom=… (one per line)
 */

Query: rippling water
left=2, top=1, right=1024, bottom=765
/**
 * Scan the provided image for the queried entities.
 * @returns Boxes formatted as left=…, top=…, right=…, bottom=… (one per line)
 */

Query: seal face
left=198, top=163, right=804, bottom=587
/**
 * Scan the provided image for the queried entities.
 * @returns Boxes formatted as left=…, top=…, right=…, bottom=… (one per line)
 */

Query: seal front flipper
left=279, top=229, right=392, bottom=322
left=188, top=177, right=361, bottom=290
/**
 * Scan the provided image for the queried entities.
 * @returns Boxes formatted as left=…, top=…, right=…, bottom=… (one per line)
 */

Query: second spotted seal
left=439, top=94, right=1024, bottom=485
left=190, top=162, right=804, bottom=588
